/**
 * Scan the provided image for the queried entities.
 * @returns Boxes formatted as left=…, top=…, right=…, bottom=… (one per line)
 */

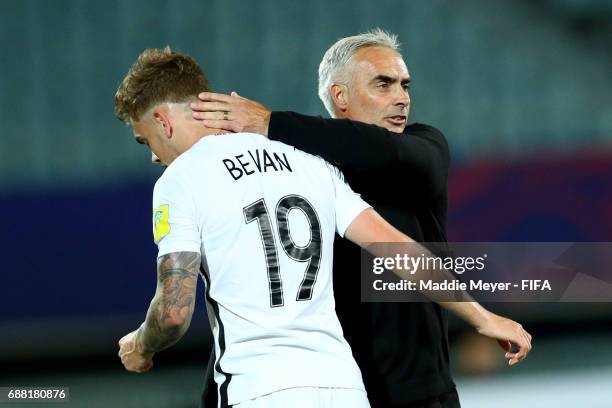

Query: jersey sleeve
left=152, top=172, right=201, bottom=257
left=326, top=162, right=372, bottom=237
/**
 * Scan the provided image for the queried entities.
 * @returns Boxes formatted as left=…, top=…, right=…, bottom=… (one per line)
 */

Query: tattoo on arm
left=139, top=251, right=200, bottom=353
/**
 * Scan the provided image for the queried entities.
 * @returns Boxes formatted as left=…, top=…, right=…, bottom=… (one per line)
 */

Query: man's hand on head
left=191, top=92, right=271, bottom=136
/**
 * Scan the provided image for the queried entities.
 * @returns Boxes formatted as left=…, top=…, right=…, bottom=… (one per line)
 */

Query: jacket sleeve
left=268, top=111, right=449, bottom=192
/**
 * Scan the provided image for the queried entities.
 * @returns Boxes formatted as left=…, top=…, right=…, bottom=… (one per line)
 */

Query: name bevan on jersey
left=222, top=148, right=293, bottom=181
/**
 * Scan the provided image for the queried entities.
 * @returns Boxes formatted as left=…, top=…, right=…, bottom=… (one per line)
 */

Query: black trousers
left=391, top=388, right=461, bottom=408
left=201, top=350, right=217, bottom=408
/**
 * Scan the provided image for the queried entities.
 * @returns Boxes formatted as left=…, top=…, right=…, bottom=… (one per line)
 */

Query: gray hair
left=318, top=28, right=401, bottom=117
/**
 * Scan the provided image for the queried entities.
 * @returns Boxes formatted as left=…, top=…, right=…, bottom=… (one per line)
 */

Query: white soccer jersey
left=152, top=133, right=370, bottom=406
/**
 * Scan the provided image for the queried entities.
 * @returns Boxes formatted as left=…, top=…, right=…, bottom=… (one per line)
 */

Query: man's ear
left=153, top=110, right=173, bottom=139
left=330, top=83, right=349, bottom=113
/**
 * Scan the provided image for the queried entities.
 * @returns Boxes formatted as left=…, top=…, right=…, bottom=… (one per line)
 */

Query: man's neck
left=186, top=122, right=231, bottom=144
left=163, top=101, right=232, bottom=163
left=169, top=123, right=231, bottom=163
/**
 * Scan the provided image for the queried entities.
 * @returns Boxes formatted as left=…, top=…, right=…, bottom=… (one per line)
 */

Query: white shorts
left=233, top=387, right=370, bottom=408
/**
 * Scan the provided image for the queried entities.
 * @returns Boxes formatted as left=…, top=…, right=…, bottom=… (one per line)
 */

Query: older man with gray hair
left=317, top=28, right=408, bottom=132
left=193, top=28, right=530, bottom=408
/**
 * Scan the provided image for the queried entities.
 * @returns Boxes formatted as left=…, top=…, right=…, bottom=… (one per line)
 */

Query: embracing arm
left=344, top=208, right=532, bottom=366
left=269, top=112, right=449, bottom=177
left=138, top=251, right=200, bottom=353
left=191, top=93, right=448, bottom=182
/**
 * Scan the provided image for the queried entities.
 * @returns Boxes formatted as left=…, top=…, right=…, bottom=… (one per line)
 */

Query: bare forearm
left=138, top=252, right=200, bottom=353
left=439, top=301, right=491, bottom=330
left=345, top=210, right=532, bottom=363
left=346, top=209, right=483, bottom=318
left=139, top=297, right=190, bottom=353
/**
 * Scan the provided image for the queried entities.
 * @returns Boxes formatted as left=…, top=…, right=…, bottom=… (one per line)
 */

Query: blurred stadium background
left=1, top=0, right=611, bottom=407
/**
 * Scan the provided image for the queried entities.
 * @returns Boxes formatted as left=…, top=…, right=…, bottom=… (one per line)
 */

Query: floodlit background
left=2, top=0, right=611, bottom=407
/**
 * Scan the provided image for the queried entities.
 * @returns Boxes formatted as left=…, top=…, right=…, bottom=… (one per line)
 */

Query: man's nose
left=151, top=153, right=161, bottom=165
left=394, top=85, right=410, bottom=109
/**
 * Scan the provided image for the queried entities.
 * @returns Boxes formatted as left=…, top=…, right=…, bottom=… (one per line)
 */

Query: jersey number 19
left=244, top=195, right=322, bottom=308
